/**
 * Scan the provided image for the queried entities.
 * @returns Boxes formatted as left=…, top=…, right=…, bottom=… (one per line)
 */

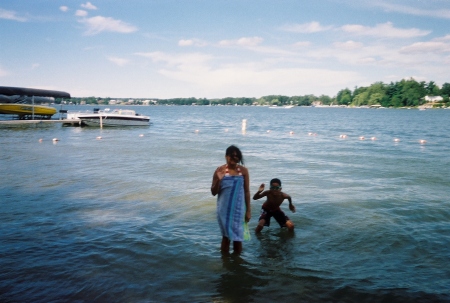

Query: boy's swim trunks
left=258, top=208, right=290, bottom=227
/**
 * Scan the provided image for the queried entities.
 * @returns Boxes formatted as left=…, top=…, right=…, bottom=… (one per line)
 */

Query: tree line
left=336, top=79, right=449, bottom=108
left=60, top=78, right=450, bottom=108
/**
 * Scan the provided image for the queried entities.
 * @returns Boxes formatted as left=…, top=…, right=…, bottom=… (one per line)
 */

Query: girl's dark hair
left=225, top=145, right=244, bottom=165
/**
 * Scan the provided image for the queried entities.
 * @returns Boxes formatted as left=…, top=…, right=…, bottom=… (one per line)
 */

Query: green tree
left=318, top=94, right=332, bottom=105
left=336, top=88, right=352, bottom=105
left=440, top=82, right=450, bottom=99
left=368, top=92, right=383, bottom=105
left=400, top=78, right=426, bottom=107
left=352, top=91, right=369, bottom=106
left=426, top=81, right=440, bottom=96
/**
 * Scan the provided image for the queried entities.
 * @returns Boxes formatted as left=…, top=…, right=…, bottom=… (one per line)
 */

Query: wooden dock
left=0, top=119, right=81, bottom=127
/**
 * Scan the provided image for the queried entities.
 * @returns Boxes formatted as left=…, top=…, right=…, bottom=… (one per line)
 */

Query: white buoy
left=289, top=131, right=294, bottom=135
left=96, top=136, right=102, bottom=140
left=340, top=134, right=347, bottom=139
left=52, top=138, right=59, bottom=142
left=419, top=139, right=427, bottom=144
left=38, top=138, right=43, bottom=143
left=394, top=138, right=400, bottom=142
left=195, top=129, right=199, bottom=133
left=371, top=137, right=377, bottom=141
left=359, top=136, right=365, bottom=140
left=139, top=134, right=144, bottom=137
left=242, top=119, right=247, bottom=132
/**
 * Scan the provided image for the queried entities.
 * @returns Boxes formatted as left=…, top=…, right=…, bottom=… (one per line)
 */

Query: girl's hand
left=215, top=167, right=226, bottom=181
left=245, top=210, right=251, bottom=222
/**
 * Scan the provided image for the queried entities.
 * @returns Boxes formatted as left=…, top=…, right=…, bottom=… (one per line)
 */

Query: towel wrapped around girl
left=211, top=145, right=251, bottom=254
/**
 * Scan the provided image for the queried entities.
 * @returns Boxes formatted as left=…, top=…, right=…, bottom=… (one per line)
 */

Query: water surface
left=1, top=106, right=449, bottom=302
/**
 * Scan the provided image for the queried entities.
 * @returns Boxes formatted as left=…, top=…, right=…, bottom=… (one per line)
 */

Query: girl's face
left=226, top=152, right=240, bottom=164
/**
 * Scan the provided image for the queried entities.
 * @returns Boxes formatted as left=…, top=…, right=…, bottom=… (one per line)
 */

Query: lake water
left=1, top=106, right=449, bottom=302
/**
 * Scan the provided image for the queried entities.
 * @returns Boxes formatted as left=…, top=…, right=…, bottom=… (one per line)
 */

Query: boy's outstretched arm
left=286, top=195, right=296, bottom=213
left=253, top=183, right=266, bottom=200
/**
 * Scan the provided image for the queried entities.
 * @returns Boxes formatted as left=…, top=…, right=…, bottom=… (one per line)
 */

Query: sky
left=1, top=0, right=450, bottom=99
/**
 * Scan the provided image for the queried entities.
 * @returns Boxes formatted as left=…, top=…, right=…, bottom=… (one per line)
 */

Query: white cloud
left=356, top=57, right=377, bottom=64
left=340, top=22, right=430, bottom=38
left=178, top=39, right=193, bottom=46
left=0, top=66, right=8, bottom=77
left=373, top=1, right=450, bottom=19
left=162, top=63, right=359, bottom=97
left=107, top=56, right=129, bottom=66
left=400, top=41, right=450, bottom=54
left=78, top=16, right=138, bottom=35
left=216, top=37, right=296, bottom=56
left=334, top=40, right=364, bottom=50
left=293, top=41, right=312, bottom=48
left=218, top=37, right=263, bottom=47
left=178, top=39, right=207, bottom=47
left=133, top=50, right=360, bottom=97
left=280, top=21, right=333, bottom=33
left=81, top=2, right=97, bottom=10
left=177, top=36, right=293, bottom=57
left=59, top=6, right=69, bottom=13
left=434, top=34, right=450, bottom=42
left=75, top=10, right=88, bottom=17
left=0, top=8, right=27, bottom=22
left=135, top=51, right=212, bottom=67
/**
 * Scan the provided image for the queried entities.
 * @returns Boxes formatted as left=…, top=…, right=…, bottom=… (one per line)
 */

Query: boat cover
left=0, top=86, right=71, bottom=98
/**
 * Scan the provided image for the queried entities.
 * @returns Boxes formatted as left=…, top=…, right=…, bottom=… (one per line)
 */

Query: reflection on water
left=215, top=253, right=267, bottom=302
left=255, top=229, right=296, bottom=261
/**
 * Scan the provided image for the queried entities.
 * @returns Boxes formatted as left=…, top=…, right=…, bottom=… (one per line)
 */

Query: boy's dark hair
left=270, top=178, right=281, bottom=186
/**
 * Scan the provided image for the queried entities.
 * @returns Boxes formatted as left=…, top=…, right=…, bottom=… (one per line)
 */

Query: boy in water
left=253, top=178, right=295, bottom=233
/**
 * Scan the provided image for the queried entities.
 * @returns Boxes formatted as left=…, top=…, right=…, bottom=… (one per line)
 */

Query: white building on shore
left=424, top=95, right=443, bottom=103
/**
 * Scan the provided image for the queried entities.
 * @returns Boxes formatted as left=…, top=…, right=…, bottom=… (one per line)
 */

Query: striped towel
left=216, top=175, right=245, bottom=242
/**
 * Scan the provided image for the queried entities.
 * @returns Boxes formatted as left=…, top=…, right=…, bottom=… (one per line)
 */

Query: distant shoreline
left=57, top=103, right=449, bottom=109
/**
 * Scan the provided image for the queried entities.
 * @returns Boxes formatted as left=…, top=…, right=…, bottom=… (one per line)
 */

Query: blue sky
left=1, top=0, right=450, bottom=98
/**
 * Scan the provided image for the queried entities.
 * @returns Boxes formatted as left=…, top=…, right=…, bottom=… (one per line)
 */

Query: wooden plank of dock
left=0, top=119, right=81, bottom=126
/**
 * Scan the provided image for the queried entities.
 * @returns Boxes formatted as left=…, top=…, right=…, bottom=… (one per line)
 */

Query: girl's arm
left=211, top=167, right=223, bottom=196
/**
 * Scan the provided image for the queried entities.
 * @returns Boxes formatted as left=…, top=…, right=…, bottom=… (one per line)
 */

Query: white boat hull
left=79, top=114, right=150, bottom=126
left=66, top=109, right=150, bottom=127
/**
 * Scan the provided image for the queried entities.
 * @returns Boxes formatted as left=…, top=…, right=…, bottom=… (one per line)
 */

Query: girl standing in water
left=211, top=145, right=251, bottom=254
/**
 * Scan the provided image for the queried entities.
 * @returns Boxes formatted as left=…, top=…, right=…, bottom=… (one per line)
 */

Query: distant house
left=142, top=100, right=158, bottom=105
left=424, top=95, right=443, bottom=103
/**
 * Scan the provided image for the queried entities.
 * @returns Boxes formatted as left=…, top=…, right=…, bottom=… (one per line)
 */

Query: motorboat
left=269, top=105, right=294, bottom=109
left=0, top=103, right=57, bottom=117
left=69, top=108, right=150, bottom=127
